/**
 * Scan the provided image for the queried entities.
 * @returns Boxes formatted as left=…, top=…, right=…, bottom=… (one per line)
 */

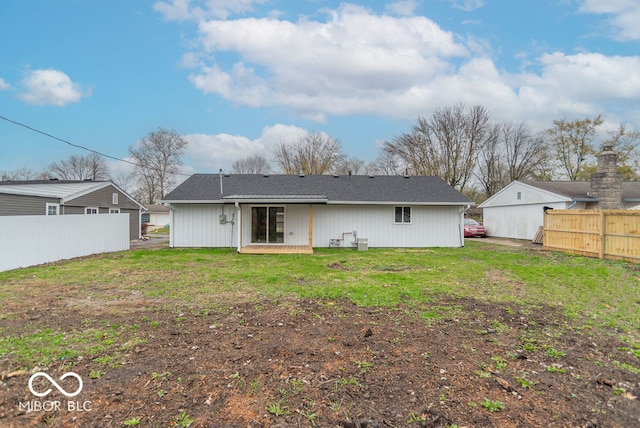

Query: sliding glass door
left=251, top=207, right=285, bottom=243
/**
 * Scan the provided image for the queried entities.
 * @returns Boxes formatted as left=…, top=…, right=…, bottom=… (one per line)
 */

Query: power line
left=0, top=114, right=192, bottom=177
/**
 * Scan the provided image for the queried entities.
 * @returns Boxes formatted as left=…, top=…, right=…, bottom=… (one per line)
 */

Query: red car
left=464, top=218, right=487, bottom=238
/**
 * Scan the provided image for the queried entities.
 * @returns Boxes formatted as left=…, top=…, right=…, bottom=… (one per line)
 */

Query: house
left=161, top=174, right=473, bottom=253
left=143, top=204, right=170, bottom=232
left=479, top=146, right=640, bottom=240
left=0, top=179, right=146, bottom=240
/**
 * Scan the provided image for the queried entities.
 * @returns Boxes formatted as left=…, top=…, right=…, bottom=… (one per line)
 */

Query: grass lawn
left=0, top=240, right=638, bottom=427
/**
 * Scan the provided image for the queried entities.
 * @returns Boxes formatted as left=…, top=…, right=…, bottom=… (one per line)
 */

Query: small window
left=141, top=213, right=150, bottom=223
left=85, top=207, right=98, bottom=214
left=394, top=206, right=411, bottom=224
left=110, top=208, right=120, bottom=214
left=46, top=203, right=59, bottom=216
left=112, top=193, right=119, bottom=205
left=517, top=191, right=522, bottom=200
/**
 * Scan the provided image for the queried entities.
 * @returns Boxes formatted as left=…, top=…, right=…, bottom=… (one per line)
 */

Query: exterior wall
left=483, top=202, right=569, bottom=240
left=0, top=214, right=130, bottom=272
left=312, top=204, right=463, bottom=247
left=0, top=194, right=60, bottom=215
left=69, top=185, right=140, bottom=210
left=170, top=204, right=236, bottom=248
left=170, top=203, right=464, bottom=248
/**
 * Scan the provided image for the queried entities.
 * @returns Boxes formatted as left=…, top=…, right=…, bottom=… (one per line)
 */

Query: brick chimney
left=590, top=145, right=623, bottom=209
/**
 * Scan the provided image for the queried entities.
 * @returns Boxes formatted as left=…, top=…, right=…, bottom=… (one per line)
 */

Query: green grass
left=0, top=242, right=638, bottom=349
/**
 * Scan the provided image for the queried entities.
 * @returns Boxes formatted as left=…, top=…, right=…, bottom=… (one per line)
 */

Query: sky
left=1, top=0, right=639, bottom=179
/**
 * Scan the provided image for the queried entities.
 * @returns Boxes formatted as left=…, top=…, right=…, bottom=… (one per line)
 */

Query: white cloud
left=385, top=0, right=419, bottom=17
left=172, top=2, right=640, bottom=133
left=183, top=124, right=309, bottom=170
left=0, top=78, right=9, bottom=90
left=446, top=0, right=485, bottom=12
left=18, top=69, right=91, bottom=107
left=189, top=5, right=467, bottom=119
left=579, top=0, right=640, bottom=40
left=154, top=0, right=268, bottom=21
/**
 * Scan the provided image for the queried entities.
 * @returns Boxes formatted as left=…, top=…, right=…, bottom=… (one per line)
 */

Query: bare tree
left=1, top=167, right=49, bottom=181
left=231, top=154, right=271, bottom=174
left=48, top=153, right=110, bottom=181
left=366, top=150, right=403, bottom=175
left=546, top=115, right=603, bottom=180
left=477, top=122, right=549, bottom=196
left=333, top=156, right=366, bottom=175
left=273, top=133, right=345, bottom=174
left=383, top=104, right=493, bottom=191
left=129, top=128, right=188, bottom=204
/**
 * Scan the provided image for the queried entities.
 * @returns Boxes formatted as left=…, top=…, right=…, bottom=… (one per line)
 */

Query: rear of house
left=162, top=174, right=472, bottom=253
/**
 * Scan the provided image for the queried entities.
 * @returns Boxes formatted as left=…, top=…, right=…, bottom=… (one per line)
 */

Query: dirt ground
left=1, top=285, right=639, bottom=428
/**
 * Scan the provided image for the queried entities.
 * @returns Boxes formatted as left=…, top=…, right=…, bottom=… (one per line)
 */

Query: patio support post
left=308, top=204, right=313, bottom=250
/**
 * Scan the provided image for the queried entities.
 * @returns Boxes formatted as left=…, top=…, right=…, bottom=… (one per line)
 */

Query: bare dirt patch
left=1, top=293, right=638, bottom=427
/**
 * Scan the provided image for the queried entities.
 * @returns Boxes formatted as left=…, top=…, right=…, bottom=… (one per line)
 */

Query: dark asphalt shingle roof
left=522, top=180, right=640, bottom=201
left=163, top=174, right=472, bottom=204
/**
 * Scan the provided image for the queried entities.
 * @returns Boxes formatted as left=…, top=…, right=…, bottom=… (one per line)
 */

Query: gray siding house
left=0, top=180, right=146, bottom=240
left=162, top=174, right=472, bottom=253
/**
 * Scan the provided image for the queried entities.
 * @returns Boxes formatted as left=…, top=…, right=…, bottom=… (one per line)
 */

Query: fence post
left=599, top=211, right=605, bottom=260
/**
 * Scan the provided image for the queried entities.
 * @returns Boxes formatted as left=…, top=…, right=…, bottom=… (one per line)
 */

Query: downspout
left=567, top=200, right=577, bottom=209
left=168, top=204, right=174, bottom=248
left=235, top=202, right=241, bottom=253
left=460, top=205, right=469, bottom=247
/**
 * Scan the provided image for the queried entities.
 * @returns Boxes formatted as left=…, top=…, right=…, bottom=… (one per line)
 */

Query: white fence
left=0, top=214, right=130, bottom=272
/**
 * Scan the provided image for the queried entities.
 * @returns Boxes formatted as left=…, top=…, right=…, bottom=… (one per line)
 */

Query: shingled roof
left=163, top=174, right=472, bottom=205
left=521, top=180, right=640, bottom=202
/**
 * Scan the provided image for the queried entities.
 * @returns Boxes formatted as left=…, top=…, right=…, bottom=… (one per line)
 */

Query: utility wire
left=0, top=114, right=192, bottom=177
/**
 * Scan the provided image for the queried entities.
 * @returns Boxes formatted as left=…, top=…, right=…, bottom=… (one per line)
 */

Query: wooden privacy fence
left=543, top=210, right=640, bottom=263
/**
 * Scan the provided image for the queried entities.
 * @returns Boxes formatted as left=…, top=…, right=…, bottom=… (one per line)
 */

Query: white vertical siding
left=171, top=204, right=237, bottom=248
left=313, top=205, right=463, bottom=248
left=171, top=203, right=464, bottom=248
left=0, top=214, right=129, bottom=272
left=483, top=202, right=568, bottom=240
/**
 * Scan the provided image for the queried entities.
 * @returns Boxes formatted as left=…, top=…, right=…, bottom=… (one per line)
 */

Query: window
left=112, top=193, right=119, bottom=205
left=394, top=206, right=411, bottom=224
left=85, top=207, right=98, bottom=214
left=517, top=191, right=522, bottom=200
left=46, top=203, right=59, bottom=216
left=141, top=213, right=150, bottom=223
left=110, top=208, right=120, bottom=214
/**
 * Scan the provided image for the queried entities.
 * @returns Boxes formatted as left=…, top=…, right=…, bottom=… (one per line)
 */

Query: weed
left=157, top=390, right=167, bottom=397
left=250, top=380, right=261, bottom=392
left=407, top=412, right=427, bottom=423
left=514, top=373, right=535, bottom=389
left=474, top=370, right=492, bottom=379
left=123, top=417, right=141, bottom=426
left=545, top=365, right=566, bottom=373
left=89, top=370, right=105, bottom=379
left=612, top=361, right=640, bottom=374
left=336, top=376, right=361, bottom=388
left=491, top=356, right=507, bottom=371
left=546, top=347, right=566, bottom=358
left=150, top=320, right=160, bottom=328
left=354, top=360, right=373, bottom=373
left=151, top=371, right=171, bottom=382
left=481, top=398, right=505, bottom=413
left=174, top=411, right=194, bottom=428
left=267, top=402, right=289, bottom=416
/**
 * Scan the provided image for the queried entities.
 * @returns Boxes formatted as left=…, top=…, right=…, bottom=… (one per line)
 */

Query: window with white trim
left=46, top=203, right=59, bottom=216
left=394, top=206, right=411, bottom=224
left=112, top=193, right=119, bottom=205
left=85, top=207, right=98, bottom=214
left=110, top=208, right=120, bottom=214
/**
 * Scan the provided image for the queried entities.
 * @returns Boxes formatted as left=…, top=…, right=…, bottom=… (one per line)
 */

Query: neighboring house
left=480, top=146, right=640, bottom=240
left=143, top=204, right=170, bottom=231
left=0, top=179, right=146, bottom=240
left=161, top=174, right=473, bottom=253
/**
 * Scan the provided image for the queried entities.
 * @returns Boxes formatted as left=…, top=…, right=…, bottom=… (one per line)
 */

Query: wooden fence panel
left=544, top=210, right=640, bottom=263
